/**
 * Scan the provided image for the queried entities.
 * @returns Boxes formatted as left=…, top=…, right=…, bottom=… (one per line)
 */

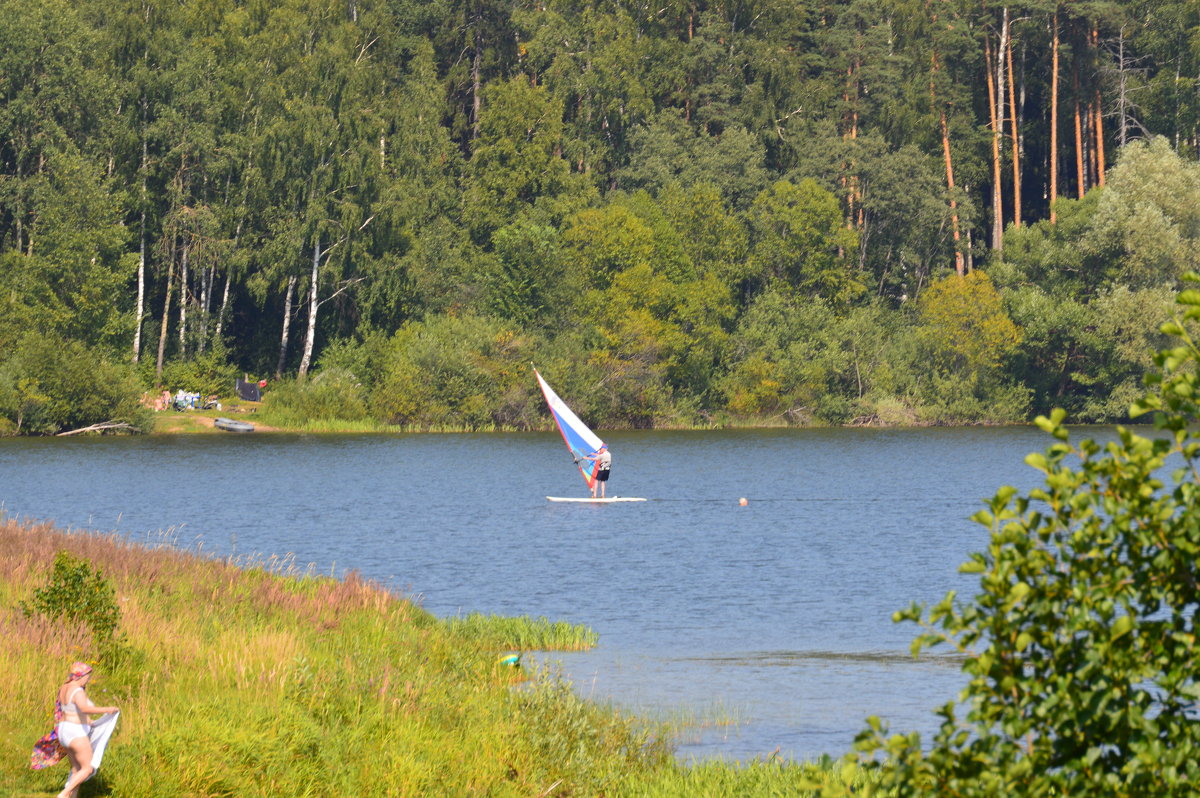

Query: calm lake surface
left=0, top=426, right=1134, bottom=762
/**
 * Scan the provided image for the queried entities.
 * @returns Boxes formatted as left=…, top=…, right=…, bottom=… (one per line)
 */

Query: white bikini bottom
left=56, top=721, right=91, bottom=747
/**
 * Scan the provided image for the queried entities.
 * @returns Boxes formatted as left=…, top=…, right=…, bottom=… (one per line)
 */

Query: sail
left=534, top=369, right=605, bottom=490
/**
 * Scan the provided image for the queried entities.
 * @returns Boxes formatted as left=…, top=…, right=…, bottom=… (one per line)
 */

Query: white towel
left=65, top=711, right=119, bottom=788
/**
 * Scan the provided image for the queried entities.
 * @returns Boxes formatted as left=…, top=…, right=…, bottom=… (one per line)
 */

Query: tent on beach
left=235, top=378, right=261, bottom=402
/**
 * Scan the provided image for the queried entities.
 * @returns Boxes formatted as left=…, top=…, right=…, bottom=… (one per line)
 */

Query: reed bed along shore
left=1, top=518, right=877, bottom=796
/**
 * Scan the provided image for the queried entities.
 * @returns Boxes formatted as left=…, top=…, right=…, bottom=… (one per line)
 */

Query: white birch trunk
left=216, top=219, right=242, bottom=343
left=276, top=274, right=298, bottom=379
left=215, top=273, right=231, bottom=342
left=155, top=244, right=176, bottom=380
left=133, top=210, right=145, bottom=363
left=178, top=243, right=189, bottom=358
left=298, top=237, right=321, bottom=379
left=133, top=120, right=148, bottom=363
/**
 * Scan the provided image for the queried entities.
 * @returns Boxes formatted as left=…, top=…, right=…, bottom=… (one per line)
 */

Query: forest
left=2, top=0, right=1200, bottom=433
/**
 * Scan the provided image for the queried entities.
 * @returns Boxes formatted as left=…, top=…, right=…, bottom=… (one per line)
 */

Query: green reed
left=444, top=612, right=599, bottom=651
left=2, top=519, right=867, bottom=796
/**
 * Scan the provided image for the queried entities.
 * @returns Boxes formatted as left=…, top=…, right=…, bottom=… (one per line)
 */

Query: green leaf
left=1111, top=614, right=1134, bottom=641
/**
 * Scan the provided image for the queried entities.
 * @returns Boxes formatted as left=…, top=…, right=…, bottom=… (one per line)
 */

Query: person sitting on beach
left=55, top=662, right=118, bottom=798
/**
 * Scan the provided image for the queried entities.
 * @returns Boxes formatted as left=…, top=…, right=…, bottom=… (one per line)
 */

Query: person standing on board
left=587, top=444, right=611, bottom=498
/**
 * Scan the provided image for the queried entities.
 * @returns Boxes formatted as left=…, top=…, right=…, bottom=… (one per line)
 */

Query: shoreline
left=147, top=407, right=1050, bottom=436
left=0, top=409, right=1136, bottom=436
left=2, top=518, right=870, bottom=794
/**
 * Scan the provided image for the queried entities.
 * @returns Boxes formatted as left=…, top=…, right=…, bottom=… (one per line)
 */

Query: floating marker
left=739, top=497, right=748, bottom=506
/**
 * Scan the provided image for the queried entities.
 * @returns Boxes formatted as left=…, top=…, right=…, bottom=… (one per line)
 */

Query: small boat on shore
left=213, top=417, right=255, bottom=433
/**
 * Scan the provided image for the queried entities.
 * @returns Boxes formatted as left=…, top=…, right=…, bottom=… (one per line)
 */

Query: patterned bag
left=30, top=698, right=67, bottom=770
left=30, top=728, right=66, bottom=770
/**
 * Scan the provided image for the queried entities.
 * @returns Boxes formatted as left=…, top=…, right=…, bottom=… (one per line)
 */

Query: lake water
left=0, top=426, right=1130, bottom=762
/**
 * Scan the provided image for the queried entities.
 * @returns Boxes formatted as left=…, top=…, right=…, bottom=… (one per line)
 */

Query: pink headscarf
left=65, top=662, right=92, bottom=683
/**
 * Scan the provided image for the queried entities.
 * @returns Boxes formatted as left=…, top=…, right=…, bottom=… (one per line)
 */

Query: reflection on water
left=673, top=650, right=967, bottom=667
left=0, top=426, right=1133, bottom=761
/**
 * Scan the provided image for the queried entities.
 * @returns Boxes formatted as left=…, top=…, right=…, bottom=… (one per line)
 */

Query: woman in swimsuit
left=56, top=662, right=118, bottom=798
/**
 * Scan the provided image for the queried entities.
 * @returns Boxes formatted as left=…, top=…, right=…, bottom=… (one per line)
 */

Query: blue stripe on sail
left=549, top=406, right=597, bottom=483
left=535, top=369, right=604, bottom=490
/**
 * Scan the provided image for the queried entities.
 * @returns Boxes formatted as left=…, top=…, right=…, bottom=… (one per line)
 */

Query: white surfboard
left=546, top=496, right=647, bottom=503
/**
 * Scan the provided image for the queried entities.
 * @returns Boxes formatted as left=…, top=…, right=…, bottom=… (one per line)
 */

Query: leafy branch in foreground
left=849, top=277, right=1200, bottom=796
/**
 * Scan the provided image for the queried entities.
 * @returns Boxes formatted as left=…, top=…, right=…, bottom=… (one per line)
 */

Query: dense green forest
left=2, top=0, right=1200, bottom=433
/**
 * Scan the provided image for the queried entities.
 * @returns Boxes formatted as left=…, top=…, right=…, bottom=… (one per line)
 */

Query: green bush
left=158, top=346, right=240, bottom=398
left=852, top=279, right=1200, bottom=795
left=259, top=369, right=370, bottom=426
left=0, top=334, right=151, bottom=434
left=21, top=550, right=122, bottom=648
left=369, top=314, right=539, bottom=429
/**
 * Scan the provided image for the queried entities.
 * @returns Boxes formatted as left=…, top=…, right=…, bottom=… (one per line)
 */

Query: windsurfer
left=587, top=444, right=611, bottom=498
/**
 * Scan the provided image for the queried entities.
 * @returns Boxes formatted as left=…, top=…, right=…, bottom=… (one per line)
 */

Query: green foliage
left=4, top=0, right=1200, bottom=431
left=258, top=370, right=371, bottom=428
left=658, top=183, right=751, bottom=288
left=917, top=271, right=1021, bottom=374
left=0, top=149, right=135, bottom=354
left=903, top=271, right=1029, bottom=423
left=1089, top=137, right=1200, bottom=288
left=617, top=110, right=772, bottom=209
left=484, top=221, right=568, bottom=327
left=721, top=291, right=894, bottom=424
left=997, top=138, right=1200, bottom=297
left=367, top=314, right=539, bottom=430
left=0, top=334, right=151, bottom=435
left=463, top=77, right=591, bottom=243
left=158, top=347, right=239, bottom=398
left=790, top=134, right=970, bottom=302
left=21, top=550, right=121, bottom=648
left=852, top=280, right=1200, bottom=795
left=992, top=192, right=1107, bottom=296
left=747, top=179, right=862, bottom=305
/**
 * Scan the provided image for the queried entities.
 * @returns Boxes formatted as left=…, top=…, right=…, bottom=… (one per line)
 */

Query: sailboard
left=534, top=368, right=644, bottom=502
left=546, top=496, right=647, bottom=503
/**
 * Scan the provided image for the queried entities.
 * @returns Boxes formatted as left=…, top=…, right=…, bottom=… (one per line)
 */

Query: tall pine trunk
left=1074, top=66, right=1086, bottom=198
left=941, top=110, right=964, bottom=275
left=985, top=33, right=1004, bottom=251
left=1092, top=28, right=1106, bottom=186
left=1050, top=12, right=1059, bottom=223
left=931, top=46, right=964, bottom=275
left=1006, top=16, right=1021, bottom=228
